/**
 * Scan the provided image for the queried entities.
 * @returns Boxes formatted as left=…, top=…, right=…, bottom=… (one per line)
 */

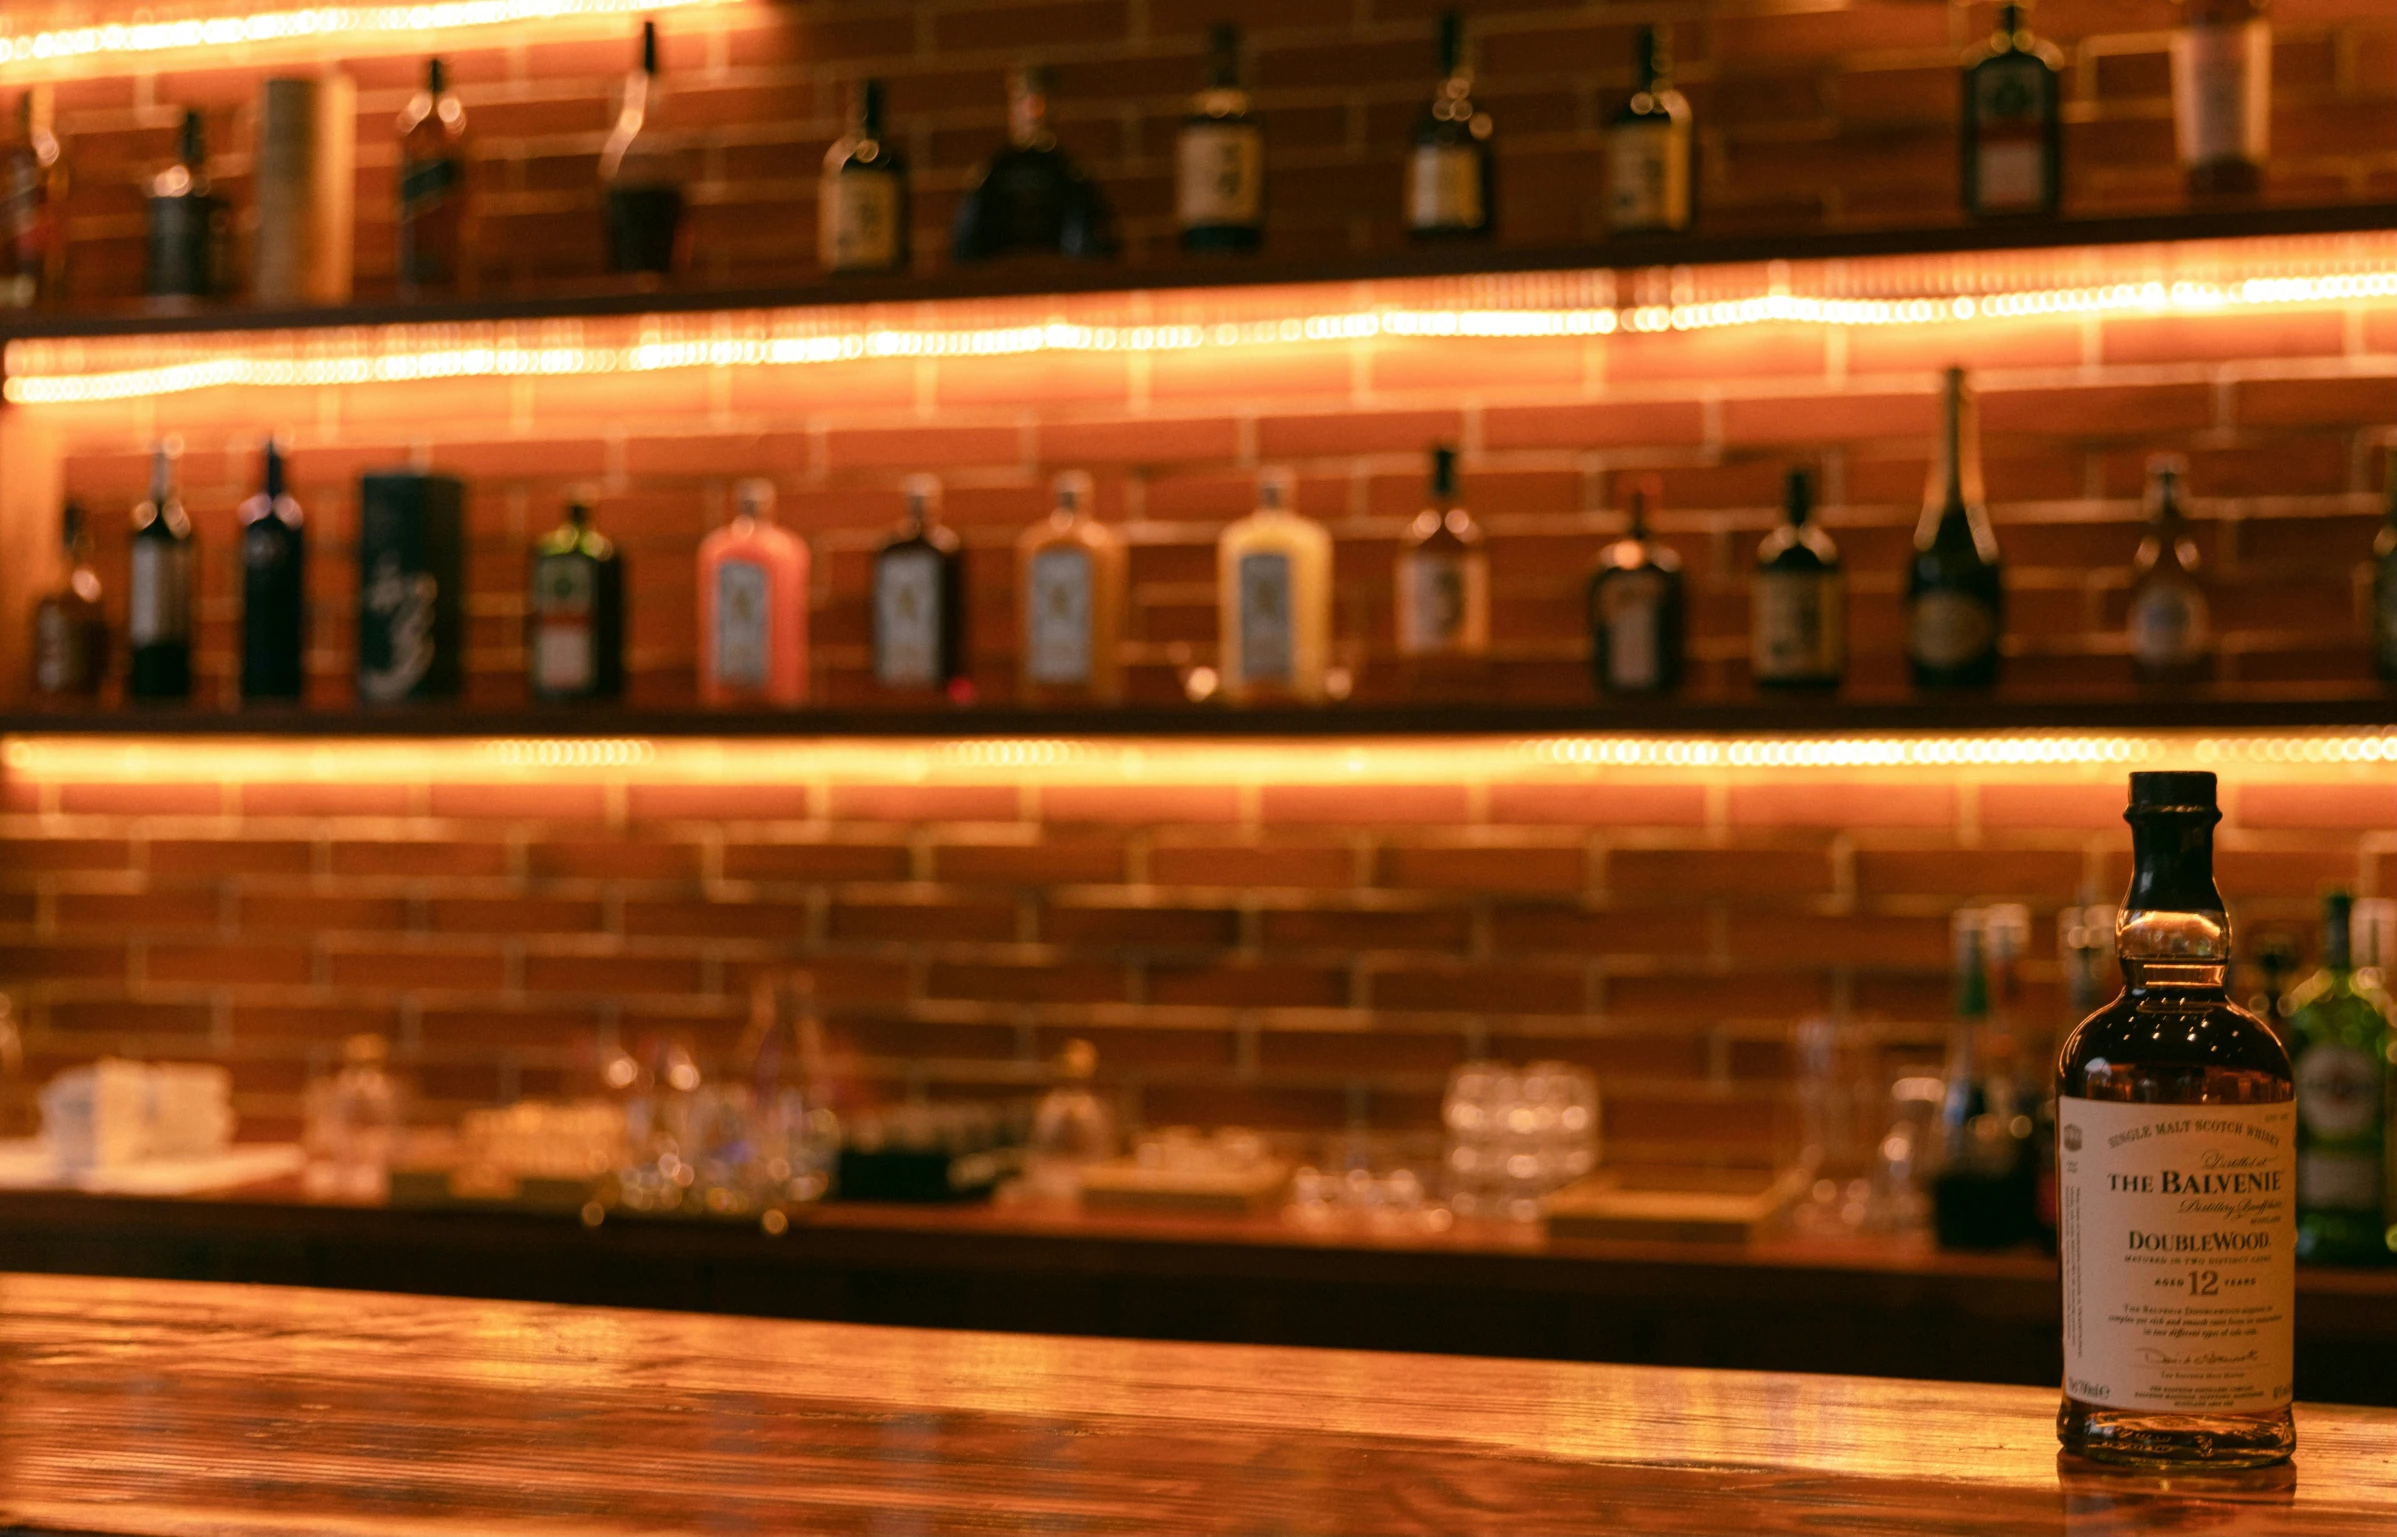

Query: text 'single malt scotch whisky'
left=2055, top=771, right=2296, bottom=1468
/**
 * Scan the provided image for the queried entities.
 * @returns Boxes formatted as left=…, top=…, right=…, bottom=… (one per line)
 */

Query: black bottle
left=1906, top=367, right=2003, bottom=689
left=1587, top=476, right=1684, bottom=695
left=528, top=499, right=625, bottom=702
left=1405, top=11, right=1494, bottom=239
left=873, top=476, right=971, bottom=701
left=239, top=439, right=307, bottom=703
left=952, top=66, right=1115, bottom=261
left=127, top=443, right=194, bottom=701
left=145, top=109, right=225, bottom=303
left=601, top=20, right=682, bottom=276
left=1750, top=467, right=1844, bottom=690
left=1178, top=23, right=1263, bottom=253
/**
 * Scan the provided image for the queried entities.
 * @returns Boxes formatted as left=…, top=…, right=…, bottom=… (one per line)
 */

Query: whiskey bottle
left=2174, top=0, right=2269, bottom=199
left=145, top=109, right=226, bottom=304
left=1587, top=475, right=1684, bottom=695
left=1906, top=367, right=2003, bottom=689
left=397, top=58, right=471, bottom=297
left=2284, top=892, right=2393, bottom=1264
left=1219, top=467, right=1331, bottom=705
left=1018, top=470, right=1126, bottom=706
left=31, top=501, right=107, bottom=698
left=1961, top=1, right=2063, bottom=218
left=356, top=471, right=465, bottom=704
left=128, top=444, right=195, bottom=702
left=238, top=438, right=307, bottom=704
left=698, top=478, right=809, bottom=706
left=528, top=498, right=625, bottom=703
left=2055, top=770, right=2296, bottom=1469
left=1178, top=23, right=1263, bottom=253
left=0, top=87, right=65, bottom=309
left=1751, top=467, right=1844, bottom=691
left=2127, top=454, right=2210, bottom=686
left=1606, top=25, right=1693, bottom=236
left=951, top=66, right=1116, bottom=261
left=819, top=79, right=907, bottom=275
left=2372, top=470, right=2397, bottom=682
left=1394, top=444, right=1488, bottom=658
left=1406, top=11, right=1494, bottom=239
left=874, top=476, right=971, bottom=700
left=601, top=20, right=683, bottom=276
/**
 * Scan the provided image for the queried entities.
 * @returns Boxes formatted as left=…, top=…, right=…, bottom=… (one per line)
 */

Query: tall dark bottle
left=528, top=499, right=625, bottom=703
left=1751, top=467, right=1843, bottom=690
left=1906, top=367, right=2003, bottom=689
left=1587, top=475, right=1684, bottom=695
left=818, top=79, right=907, bottom=275
left=1, top=87, right=65, bottom=309
left=952, top=66, right=1115, bottom=261
left=1177, top=23, right=1263, bottom=252
left=601, top=20, right=682, bottom=276
left=1405, top=11, right=1493, bottom=239
left=2055, top=772, right=2295, bottom=1469
left=145, top=109, right=225, bottom=304
left=873, top=476, right=971, bottom=701
left=2373, top=471, right=2397, bottom=682
left=1961, top=1, right=2063, bottom=218
left=397, top=58, right=471, bottom=296
left=2284, top=891, right=2393, bottom=1265
left=127, top=444, right=195, bottom=701
left=1607, top=25, right=1693, bottom=235
left=238, top=439, right=307, bottom=704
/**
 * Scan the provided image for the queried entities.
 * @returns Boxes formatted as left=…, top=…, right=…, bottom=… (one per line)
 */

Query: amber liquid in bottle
left=1017, top=470, right=1125, bottom=706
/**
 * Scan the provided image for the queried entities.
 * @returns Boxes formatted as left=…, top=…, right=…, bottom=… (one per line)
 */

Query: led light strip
left=10, top=266, right=2394, bottom=405
left=0, top=0, right=726, bottom=68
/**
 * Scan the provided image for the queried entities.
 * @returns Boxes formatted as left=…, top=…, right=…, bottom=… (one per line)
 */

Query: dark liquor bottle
left=127, top=444, right=194, bottom=702
left=145, top=108, right=226, bottom=304
left=2285, top=892, right=2393, bottom=1264
left=601, top=20, right=683, bottom=276
left=397, top=58, right=471, bottom=297
left=2373, top=470, right=2397, bottom=682
left=2175, top=0, right=2269, bottom=199
left=1587, top=475, right=1684, bottom=695
left=952, top=66, right=1115, bottom=261
left=874, top=476, right=970, bottom=701
left=1, top=87, right=65, bottom=309
left=30, top=501, right=108, bottom=698
left=1961, top=1, right=2063, bottom=218
left=1178, top=23, right=1263, bottom=253
left=818, top=79, right=907, bottom=275
left=2127, top=454, right=2210, bottom=686
left=1751, top=467, right=1843, bottom=690
left=528, top=499, right=625, bottom=703
left=356, top=471, right=465, bottom=704
left=1406, top=11, right=1493, bottom=239
left=2056, top=771, right=2295, bottom=1469
left=238, top=438, right=307, bottom=704
left=1394, top=444, right=1487, bottom=658
left=1607, top=25, right=1693, bottom=236
left=1906, top=367, right=2003, bottom=689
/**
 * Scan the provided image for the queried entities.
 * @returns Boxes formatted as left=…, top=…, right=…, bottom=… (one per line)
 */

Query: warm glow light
left=0, top=0, right=727, bottom=69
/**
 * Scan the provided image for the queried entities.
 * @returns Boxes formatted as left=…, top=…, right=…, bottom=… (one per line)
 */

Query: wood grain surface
left=0, top=1273, right=2387, bottom=1537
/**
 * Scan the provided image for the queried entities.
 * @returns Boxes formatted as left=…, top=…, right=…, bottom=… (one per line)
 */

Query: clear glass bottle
left=2284, top=891, right=2393, bottom=1264
left=1218, top=466, right=1332, bottom=705
left=1178, top=23, right=1263, bottom=253
left=820, top=78, right=908, bottom=275
left=951, top=65, right=1116, bottom=261
left=2371, top=470, right=2397, bottom=683
left=1394, top=444, right=1488, bottom=658
left=1907, top=367, right=2004, bottom=689
left=1752, top=466, right=1844, bottom=690
left=238, top=438, right=307, bottom=704
left=529, top=498, right=625, bottom=703
left=144, top=108, right=225, bottom=305
left=397, top=57, right=471, bottom=297
left=874, top=476, right=971, bottom=700
left=31, top=500, right=107, bottom=699
left=1587, top=475, right=1684, bottom=695
left=2127, top=454, right=2210, bottom=687
left=1018, top=470, right=1125, bottom=706
left=1607, top=25, right=1693, bottom=235
left=2173, top=0, right=2269, bottom=199
left=1961, top=0, right=2063, bottom=219
left=1023, top=1038, right=1116, bottom=1202
left=2055, top=770, right=2295, bottom=1468
left=698, top=478, right=809, bottom=706
left=127, top=442, right=194, bottom=702
left=0, top=86, right=65, bottom=309
left=1406, top=10, right=1494, bottom=239
left=601, top=20, right=683, bottom=276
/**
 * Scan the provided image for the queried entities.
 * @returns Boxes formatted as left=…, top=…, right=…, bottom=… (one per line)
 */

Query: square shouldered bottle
left=1394, top=444, right=1488, bottom=660
left=397, top=57, right=472, bottom=297
left=820, top=78, right=908, bottom=275
left=951, top=65, right=1116, bottom=262
left=1405, top=11, right=1494, bottom=240
left=874, top=476, right=971, bottom=702
left=2054, top=770, right=2296, bottom=1469
left=1750, top=466, right=1843, bottom=691
left=1961, top=1, right=2063, bottom=219
left=698, top=478, right=808, bottom=707
left=1606, top=25, right=1694, bottom=236
left=1218, top=467, right=1331, bottom=705
left=2173, top=0, right=2269, bottom=199
left=1017, top=470, right=1125, bottom=706
left=1586, top=474, right=1684, bottom=696
left=2370, top=469, right=2396, bottom=683
left=1177, top=23, right=1263, bottom=253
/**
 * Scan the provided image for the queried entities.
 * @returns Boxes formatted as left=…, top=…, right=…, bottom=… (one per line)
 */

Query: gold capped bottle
left=1218, top=467, right=1331, bottom=705
left=528, top=499, right=625, bottom=704
left=1017, top=470, right=1125, bottom=706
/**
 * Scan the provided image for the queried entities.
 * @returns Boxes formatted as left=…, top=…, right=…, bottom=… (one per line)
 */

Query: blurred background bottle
left=2285, top=892, right=2394, bottom=1264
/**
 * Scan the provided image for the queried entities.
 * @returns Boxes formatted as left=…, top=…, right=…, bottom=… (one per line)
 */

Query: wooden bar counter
left=0, top=1272, right=2388, bottom=1536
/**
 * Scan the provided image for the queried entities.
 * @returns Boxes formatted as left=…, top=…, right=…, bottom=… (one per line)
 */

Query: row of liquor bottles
left=0, top=0, right=2288, bottom=306
left=32, top=370, right=2397, bottom=705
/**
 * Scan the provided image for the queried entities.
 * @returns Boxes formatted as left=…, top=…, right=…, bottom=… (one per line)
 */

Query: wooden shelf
left=1, top=202, right=2387, bottom=347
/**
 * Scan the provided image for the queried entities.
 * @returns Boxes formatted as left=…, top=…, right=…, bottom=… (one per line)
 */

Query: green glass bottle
left=2285, top=891, right=2394, bottom=1264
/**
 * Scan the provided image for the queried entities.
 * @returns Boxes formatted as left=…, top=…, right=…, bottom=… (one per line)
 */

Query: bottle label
left=1598, top=569, right=1667, bottom=691
left=1908, top=590, right=1994, bottom=669
left=32, top=606, right=73, bottom=692
left=1406, top=143, right=1483, bottom=231
left=1398, top=550, right=1471, bottom=653
left=2057, top=1095, right=2296, bottom=1415
left=2298, top=1150, right=2381, bottom=1212
left=875, top=547, right=943, bottom=687
left=1176, top=120, right=1263, bottom=228
left=713, top=558, right=771, bottom=689
left=531, top=555, right=595, bottom=695
left=819, top=169, right=901, bottom=272
left=357, top=551, right=438, bottom=703
left=1971, top=57, right=2049, bottom=210
left=1752, top=569, right=1843, bottom=681
left=2129, top=582, right=2209, bottom=669
left=400, top=155, right=461, bottom=215
left=128, top=540, right=191, bottom=647
left=1236, top=550, right=1295, bottom=684
left=1025, top=546, right=1093, bottom=686
left=1605, top=120, right=1690, bottom=231
left=2173, top=21, right=2269, bottom=166
left=2293, top=1041, right=2380, bottom=1140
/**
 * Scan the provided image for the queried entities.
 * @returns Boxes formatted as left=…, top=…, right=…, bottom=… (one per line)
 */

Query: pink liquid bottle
left=698, top=477, right=809, bottom=705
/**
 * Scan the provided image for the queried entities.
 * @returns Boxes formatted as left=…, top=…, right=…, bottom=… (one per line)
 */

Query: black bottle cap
left=60, top=499, right=83, bottom=547
left=428, top=57, right=446, bottom=94
left=1429, top=444, right=1457, bottom=498
left=262, top=437, right=286, bottom=499
left=1784, top=467, right=1813, bottom=524
left=858, top=78, right=886, bottom=134
left=2126, top=771, right=2217, bottom=813
left=1436, top=11, right=1465, bottom=76
left=1208, top=21, right=1242, bottom=78
left=178, top=108, right=205, bottom=165
left=640, top=19, right=659, bottom=74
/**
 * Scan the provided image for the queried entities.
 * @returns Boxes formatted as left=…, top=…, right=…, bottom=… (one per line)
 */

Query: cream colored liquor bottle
left=1217, top=468, right=1331, bottom=704
left=1017, top=470, right=1125, bottom=705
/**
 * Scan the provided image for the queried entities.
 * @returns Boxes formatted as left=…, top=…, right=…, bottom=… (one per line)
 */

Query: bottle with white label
left=1606, top=26, right=1693, bottom=236
left=2173, top=0, right=2269, bottom=198
left=2128, top=454, right=2210, bottom=687
left=819, top=78, right=907, bottom=275
left=127, top=442, right=194, bottom=702
left=1178, top=23, right=1262, bottom=253
left=698, top=478, right=809, bottom=706
left=1961, top=1, right=2062, bottom=219
left=2055, top=770, right=2296, bottom=1468
left=1906, top=367, right=2003, bottom=689
left=1395, top=445, right=1487, bottom=659
left=528, top=499, right=624, bottom=703
left=2283, top=891, right=2393, bottom=1265
left=1406, top=11, right=1493, bottom=239
left=1217, top=467, right=1331, bottom=705
left=875, top=475, right=970, bottom=700
left=1587, top=475, right=1683, bottom=696
left=1017, top=470, right=1124, bottom=706
left=1751, top=467, right=1843, bottom=690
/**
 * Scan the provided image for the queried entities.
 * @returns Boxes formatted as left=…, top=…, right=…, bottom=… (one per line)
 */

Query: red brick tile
left=329, top=840, right=513, bottom=879
left=527, top=840, right=703, bottom=882
left=1979, top=381, right=2214, bottom=437
left=829, top=901, right=1018, bottom=943
left=1256, top=409, right=1463, bottom=459
left=50, top=1000, right=211, bottom=1036
left=52, top=891, right=221, bottom=932
left=1035, top=417, right=1240, bottom=464
left=149, top=839, right=316, bottom=877
left=1259, top=783, right=1469, bottom=824
left=2099, top=311, right=2347, bottom=367
left=1722, top=391, right=1937, bottom=445
left=0, top=942, right=127, bottom=981
left=1487, top=783, right=1706, bottom=825
left=1724, top=912, right=1951, bottom=967
left=1030, top=1023, right=1237, bottom=1070
left=1608, top=969, right=1831, bottom=1021
left=426, top=783, right=612, bottom=821
left=1609, top=847, right=1832, bottom=897
left=622, top=900, right=812, bottom=940
left=931, top=841, right=1127, bottom=884
left=417, top=1007, right=600, bottom=1050
left=1258, top=906, right=1473, bottom=952
left=239, top=895, right=409, bottom=934
left=2234, top=783, right=2396, bottom=832
left=1727, top=782, right=1956, bottom=829
left=1854, top=848, right=2086, bottom=898
left=835, top=1019, right=1023, bottom=1063
left=1258, top=1027, right=1466, bottom=1075
left=926, top=961, right=1128, bottom=1005
left=0, top=840, right=135, bottom=875
left=1039, top=904, right=1238, bottom=948
left=1147, top=842, right=1357, bottom=888
left=1379, top=845, right=1587, bottom=893
left=328, top=946, right=509, bottom=992
left=427, top=897, right=605, bottom=933
left=147, top=943, right=314, bottom=987
left=2234, top=374, right=2397, bottom=428
left=239, top=782, right=415, bottom=817
left=827, top=784, right=1022, bottom=822
left=522, top=953, right=707, bottom=996
left=1040, top=784, right=1242, bottom=824
left=231, top=1004, right=407, bottom=1043
left=1148, top=962, right=1348, bottom=1008
left=823, top=425, right=1025, bottom=473
left=626, top=784, right=816, bottom=822
left=722, top=841, right=913, bottom=882
left=56, top=782, right=227, bottom=816
left=1977, top=783, right=2126, bottom=829
left=1488, top=904, right=1711, bottom=957
left=1368, top=963, right=1587, bottom=1015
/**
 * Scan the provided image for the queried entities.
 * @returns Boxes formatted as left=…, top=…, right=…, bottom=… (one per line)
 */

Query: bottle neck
left=1636, top=29, right=1669, bottom=92
left=2117, top=810, right=2231, bottom=990
left=1008, top=78, right=1050, bottom=147
left=2322, top=901, right=2353, bottom=973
